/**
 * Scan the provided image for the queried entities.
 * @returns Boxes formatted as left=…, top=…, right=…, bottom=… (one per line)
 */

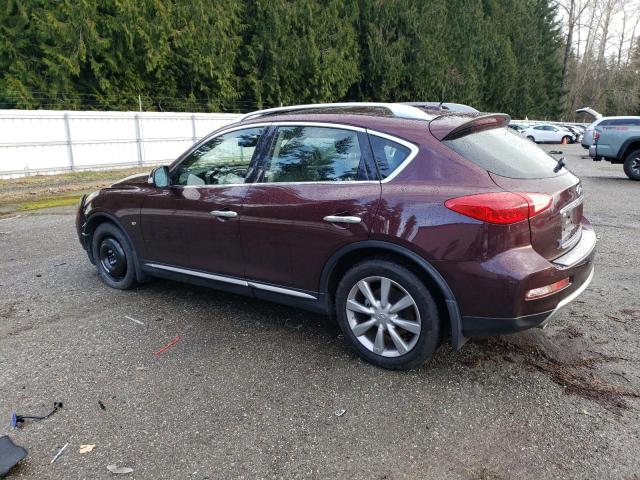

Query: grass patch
left=16, top=194, right=82, bottom=212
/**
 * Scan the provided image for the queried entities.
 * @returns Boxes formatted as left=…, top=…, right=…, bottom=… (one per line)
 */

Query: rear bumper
left=456, top=220, right=596, bottom=337
left=461, top=266, right=594, bottom=336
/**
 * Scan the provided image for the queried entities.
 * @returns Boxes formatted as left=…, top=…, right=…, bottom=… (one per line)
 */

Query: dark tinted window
left=263, top=126, right=364, bottom=183
left=174, top=127, right=264, bottom=186
left=443, top=127, right=562, bottom=179
left=369, top=135, right=412, bottom=179
left=603, top=118, right=640, bottom=126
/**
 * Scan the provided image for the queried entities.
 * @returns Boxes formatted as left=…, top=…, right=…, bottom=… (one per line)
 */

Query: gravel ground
left=1, top=144, right=639, bottom=479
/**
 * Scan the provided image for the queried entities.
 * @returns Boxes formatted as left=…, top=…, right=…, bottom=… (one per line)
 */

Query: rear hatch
left=432, top=114, right=583, bottom=260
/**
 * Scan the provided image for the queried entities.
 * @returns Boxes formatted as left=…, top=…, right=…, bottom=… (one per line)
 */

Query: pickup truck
left=589, top=117, right=640, bottom=180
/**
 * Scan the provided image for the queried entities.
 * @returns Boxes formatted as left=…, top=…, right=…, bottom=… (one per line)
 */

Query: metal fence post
left=63, top=113, right=75, bottom=171
left=134, top=113, right=144, bottom=165
left=191, top=114, right=197, bottom=144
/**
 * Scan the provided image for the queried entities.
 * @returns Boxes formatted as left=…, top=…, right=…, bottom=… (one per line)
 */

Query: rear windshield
left=443, top=127, right=562, bottom=179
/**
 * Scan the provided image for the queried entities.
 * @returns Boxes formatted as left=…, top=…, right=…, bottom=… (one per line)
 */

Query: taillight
left=593, top=130, right=600, bottom=141
left=445, top=192, right=552, bottom=225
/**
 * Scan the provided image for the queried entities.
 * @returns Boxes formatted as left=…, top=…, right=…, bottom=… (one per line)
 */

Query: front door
left=240, top=124, right=381, bottom=294
left=140, top=126, right=267, bottom=279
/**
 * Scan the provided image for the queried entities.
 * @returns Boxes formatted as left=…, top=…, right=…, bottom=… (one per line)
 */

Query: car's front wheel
left=91, top=222, right=138, bottom=290
left=623, top=149, right=640, bottom=180
left=527, top=135, right=536, bottom=143
left=335, top=260, right=440, bottom=370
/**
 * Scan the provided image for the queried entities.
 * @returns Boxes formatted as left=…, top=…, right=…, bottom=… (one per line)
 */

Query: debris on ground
left=53, top=262, right=66, bottom=267
left=98, top=400, right=106, bottom=411
left=50, top=442, right=69, bottom=464
left=79, top=444, right=96, bottom=454
left=125, top=315, right=144, bottom=325
left=284, top=319, right=303, bottom=330
left=11, top=401, right=63, bottom=428
left=476, top=333, right=640, bottom=410
left=154, top=335, right=182, bottom=357
left=107, top=464, right=134, bottom=474
left=335, top=409, right=346, bottom=417
left=0, top=436, right=27, bottom=477
left=620, top=309, right=640, bottom=320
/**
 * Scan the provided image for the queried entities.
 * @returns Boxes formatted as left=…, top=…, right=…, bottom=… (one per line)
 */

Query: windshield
left=443, top=127, right=563, bottom=179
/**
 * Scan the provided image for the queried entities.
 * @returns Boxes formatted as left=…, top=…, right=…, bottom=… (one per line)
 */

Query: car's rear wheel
left=623, top=149, right=640, bottom=180
left=527, top=135, right=535, bottom=142
left=91, top=222, right=138, bottom=290
left=335, top=259, right=440, bottom=370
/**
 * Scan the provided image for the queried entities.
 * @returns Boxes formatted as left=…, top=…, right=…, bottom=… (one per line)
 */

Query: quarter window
left=173, top=127, right=264, bottom=186
left=263, top=126, right=364, bottom=183
left=369, top=135, right=412, bottom=179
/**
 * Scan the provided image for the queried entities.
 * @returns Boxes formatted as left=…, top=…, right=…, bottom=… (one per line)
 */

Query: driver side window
left=174, top=127, right=265, bottom=186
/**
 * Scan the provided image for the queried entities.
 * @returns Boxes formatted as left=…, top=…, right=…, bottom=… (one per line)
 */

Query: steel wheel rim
left=345, top=276, right=421, bottom=358
left=99, top=237, right=127, bottom=279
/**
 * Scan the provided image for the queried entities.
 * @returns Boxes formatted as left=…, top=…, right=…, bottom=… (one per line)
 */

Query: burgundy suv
left=76, top=103, right=596, bottom=369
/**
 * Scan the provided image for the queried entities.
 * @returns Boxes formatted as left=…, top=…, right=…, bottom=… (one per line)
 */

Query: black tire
left=335, top=259, right=440, bottom=370
left=91, top=222, right=138, bottom=290
left=527, top=135, right=536, bottom=143
left=623, top=149, right=640, bottom=180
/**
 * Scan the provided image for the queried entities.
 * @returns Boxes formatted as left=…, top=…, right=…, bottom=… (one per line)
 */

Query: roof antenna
left=438, top=100, right=444, bottom=111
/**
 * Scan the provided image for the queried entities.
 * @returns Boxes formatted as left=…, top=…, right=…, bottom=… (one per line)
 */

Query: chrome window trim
left=171, top=120, right=420, bottom=187
left=144, top=263, right=317, bottom=299
left=251, top=121, right=419, bottom=186
left=366, top=129, right=420, bottom=184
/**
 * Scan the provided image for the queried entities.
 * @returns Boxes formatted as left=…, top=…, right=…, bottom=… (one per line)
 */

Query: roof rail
left=238, top=102, right=433, bottom=122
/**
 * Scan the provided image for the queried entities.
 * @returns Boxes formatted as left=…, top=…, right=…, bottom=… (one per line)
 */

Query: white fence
left=0, top=109, right=241, bottom=179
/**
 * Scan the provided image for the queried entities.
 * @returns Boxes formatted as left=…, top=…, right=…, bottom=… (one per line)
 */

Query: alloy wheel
left=345, top=276, right=421, bottom=358
left=632, top=156, right=640, bottom=176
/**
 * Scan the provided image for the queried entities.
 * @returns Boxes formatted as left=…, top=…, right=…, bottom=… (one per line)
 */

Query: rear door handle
left=323, top=215, right=361, bottom=224
left=210, top=210, right=238, bottom=218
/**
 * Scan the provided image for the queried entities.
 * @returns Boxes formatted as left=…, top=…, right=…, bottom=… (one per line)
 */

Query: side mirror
left=149, top=166, right=170, bottom=188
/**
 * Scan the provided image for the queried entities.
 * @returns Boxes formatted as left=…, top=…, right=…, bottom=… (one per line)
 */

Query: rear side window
left=443, top=127, right=561, bottom=179
left=369, top=135, right=412, bottom=179
left=263, top=126, right=364, bottom=183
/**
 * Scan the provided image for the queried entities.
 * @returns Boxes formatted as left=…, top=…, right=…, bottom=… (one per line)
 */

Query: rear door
left=240, top=123, right=381, bottom=294
left=442, top=126, right=582, bottom=260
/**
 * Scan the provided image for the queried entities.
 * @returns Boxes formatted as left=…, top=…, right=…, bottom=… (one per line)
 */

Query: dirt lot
left=1, top=144, right=639, bottom=479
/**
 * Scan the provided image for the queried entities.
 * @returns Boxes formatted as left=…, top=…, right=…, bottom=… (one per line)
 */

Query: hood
left=110, top=173, right=149, bottom=187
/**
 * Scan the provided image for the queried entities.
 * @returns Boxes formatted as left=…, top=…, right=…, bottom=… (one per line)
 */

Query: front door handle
left=210, top=210, right=238, bottom=218
left=323, top=215, right=362, bottom=224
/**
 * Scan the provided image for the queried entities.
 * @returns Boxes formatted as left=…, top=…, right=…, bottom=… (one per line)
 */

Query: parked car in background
left=76, top=102, right=595, bottom=370
left=508, top=124, right=526, bottom=134
left=521, top=124, right=575, bottom=144
left=581, top=117, right=640, bottom=149
left=562, top=125, right=582, bottom=143
left=589, top=116, right=640, bottom=180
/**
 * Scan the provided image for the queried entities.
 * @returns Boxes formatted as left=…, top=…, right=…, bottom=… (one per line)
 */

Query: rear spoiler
left=428, top=113, right=510, bottom=141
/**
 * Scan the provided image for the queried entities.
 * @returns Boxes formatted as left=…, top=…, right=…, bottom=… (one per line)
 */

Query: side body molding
left=319, top=240, right=467, bottom=349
